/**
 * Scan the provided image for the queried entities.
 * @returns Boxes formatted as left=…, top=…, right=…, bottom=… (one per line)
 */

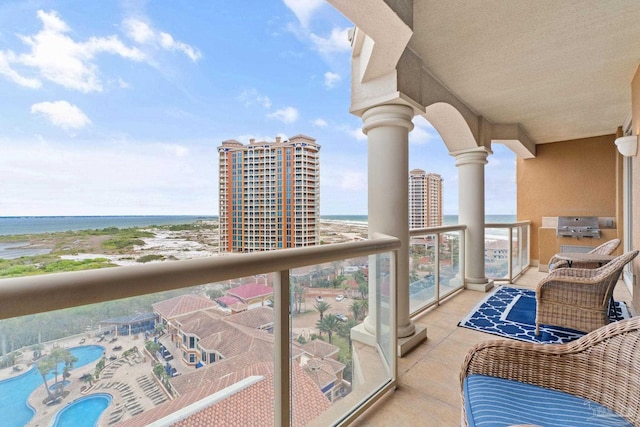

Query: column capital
left=362, top=104, right=414, bottom=135
left=451, top=147, right=491, bottom=167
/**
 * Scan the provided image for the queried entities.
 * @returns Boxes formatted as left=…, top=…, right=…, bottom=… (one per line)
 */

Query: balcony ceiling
left=409, top=1, right=640, bottom=144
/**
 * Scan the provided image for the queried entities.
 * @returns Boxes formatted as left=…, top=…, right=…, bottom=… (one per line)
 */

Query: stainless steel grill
left=556, top=216, right=600, bottom=239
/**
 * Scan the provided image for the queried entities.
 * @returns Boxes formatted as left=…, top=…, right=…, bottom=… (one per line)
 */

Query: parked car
left=315, top=296, right=323, bottom=302
left=335, top=313, right=348, bottom=322
left=336, top=294, right=345, bottom=301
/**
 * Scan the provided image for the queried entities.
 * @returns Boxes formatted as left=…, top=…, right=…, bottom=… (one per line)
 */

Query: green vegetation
left=0, top=225, right=159, bottom=277
left=316, top=314, right=339, bottom=343
left=136, top=254, right=165, bottom=263
left=145, top=340, right=161, bottom=355
left=37, top=347, right=77, bottom=400
left=0, top=257, right=115, bottom=278
left=102, top=237, right=147, bottom=250
left=313, top=301, right=331, bottom=321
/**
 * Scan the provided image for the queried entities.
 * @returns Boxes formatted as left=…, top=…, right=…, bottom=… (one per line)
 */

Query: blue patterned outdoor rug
left=458, top=286, right=631, bottom=344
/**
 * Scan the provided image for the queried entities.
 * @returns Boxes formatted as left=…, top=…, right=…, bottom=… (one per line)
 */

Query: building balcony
left=0, top=220, right=547, bottom=426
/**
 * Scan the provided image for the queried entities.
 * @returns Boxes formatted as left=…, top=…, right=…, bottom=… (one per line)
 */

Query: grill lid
left=556, top=216, right=600, bottom=238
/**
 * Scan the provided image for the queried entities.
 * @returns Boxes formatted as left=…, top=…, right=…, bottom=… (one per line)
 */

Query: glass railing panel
left=409, top=234, right=437, bottom=313
left=439, top=230, right=464, bottom=299
left=511, top=226, right=522, bottom=277
left=485, top=226, right=510, bottom=281
left=409, top=226, right=465, bottom=316
left=0, top=281, right=278, bottom=427
left=521, top=223, right=530, bottom=271
left=290, top=252, right=395, bottom=426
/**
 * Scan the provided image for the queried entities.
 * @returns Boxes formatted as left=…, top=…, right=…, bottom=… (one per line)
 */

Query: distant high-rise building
left=218, top=135, right=320, bottom=252
left=409, top=169, right=443, bottom=229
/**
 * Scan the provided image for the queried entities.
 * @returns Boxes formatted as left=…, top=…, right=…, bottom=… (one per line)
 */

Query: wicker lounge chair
left=461, top=317, right=640, bottom=426
left=536, top=250, right=638, bottom=334
left=548, top=238, right=620, bottom=270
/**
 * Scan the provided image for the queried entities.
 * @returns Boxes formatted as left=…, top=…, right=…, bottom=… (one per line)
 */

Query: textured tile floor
left=352, top=267, right=634, bottom=426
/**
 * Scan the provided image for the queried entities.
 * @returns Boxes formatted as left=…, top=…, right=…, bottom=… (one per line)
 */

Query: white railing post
left=274, top=269, right=290, bottom=427
left=434, top=233, right=440, bottom=305
left=507, top=225, right=513, bottom=282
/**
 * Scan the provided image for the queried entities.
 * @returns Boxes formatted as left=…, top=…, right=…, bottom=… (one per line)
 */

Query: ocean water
left=0, top=215, right=216, bottom=236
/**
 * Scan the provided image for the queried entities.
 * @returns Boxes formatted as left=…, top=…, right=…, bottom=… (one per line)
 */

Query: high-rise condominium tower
left=409, top=169, right=443, bottom=229
left=218, top=135, right=320, bottom=252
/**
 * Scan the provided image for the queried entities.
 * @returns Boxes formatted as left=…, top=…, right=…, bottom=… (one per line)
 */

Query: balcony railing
left=0, top=234, right=399, bottom=427
left=408, top=220, right=531, bottom=317
left=484, top=220, right=531, bottom=283
left=409, top=225, right=466, bottom=316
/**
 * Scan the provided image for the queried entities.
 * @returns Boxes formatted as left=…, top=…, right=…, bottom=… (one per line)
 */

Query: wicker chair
left=536, top=250, right=638, bottom=335
left=548, top=238, right=620, bottom=270
left=461, top=317, right=640, bottom=427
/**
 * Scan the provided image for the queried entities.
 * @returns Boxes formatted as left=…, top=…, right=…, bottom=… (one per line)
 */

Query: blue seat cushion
left=463, top=374, right=632, bottom=427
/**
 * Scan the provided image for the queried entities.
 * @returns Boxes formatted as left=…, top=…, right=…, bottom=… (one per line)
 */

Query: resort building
left=6, top=3, right=640, bottom=427
left=409, top=169, right=443, bottom=228
left=218, top=135, right=321, bottom=253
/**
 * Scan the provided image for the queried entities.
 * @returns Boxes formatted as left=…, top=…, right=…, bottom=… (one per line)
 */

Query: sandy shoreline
left=1, top=220, right=370, bottom=266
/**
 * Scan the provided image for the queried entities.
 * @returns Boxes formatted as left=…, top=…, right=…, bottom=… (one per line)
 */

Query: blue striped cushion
left=463, top=374, right=631, bottom=427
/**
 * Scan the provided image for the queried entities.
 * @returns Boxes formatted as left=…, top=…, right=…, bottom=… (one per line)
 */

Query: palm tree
left=145, top=340, right=161, bottom=355
left=350, top=300, right=369, bottom=322
left=316, top=314, right=339, bottom=344
left=154, top=323, right=166, bottom=336
left=37, top=356, right=56, bottom=399
left=49, top=347, right=75, bottom=386
left=291, top=283, right=306, bottom=314
left=314, top=301, right=331, bottom=321
left=80, top=373, right=94, bottom=387
left=337, top=319, right=358, bottom=350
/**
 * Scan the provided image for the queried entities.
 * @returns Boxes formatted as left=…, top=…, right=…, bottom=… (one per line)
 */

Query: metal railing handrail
left=409, top=224, right=467, bottom=236
left=0, top=235, right=400, bottom=321
left=484, top=220, right=531, bottom=228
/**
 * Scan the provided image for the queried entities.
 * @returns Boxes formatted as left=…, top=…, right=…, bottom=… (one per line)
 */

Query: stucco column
left=361, top=104, right=415, bottom=339
left=453, top=147, right=493, bottom=291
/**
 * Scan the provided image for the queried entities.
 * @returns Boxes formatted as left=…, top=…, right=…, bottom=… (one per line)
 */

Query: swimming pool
left=0, top=345, right=104, bottom=427
left=50, top=393, right=112, bottom=427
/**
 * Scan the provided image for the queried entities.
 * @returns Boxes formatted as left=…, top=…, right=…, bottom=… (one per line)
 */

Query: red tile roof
left=215, top=295, right=241, bottom=307
left=152, top=294, right=217, bottom=319
left=116, top=363, right=331, bottom=427
left=227, top=283, right=273, bottom=301
left=301, top=339, right=339, bottom=359
left=225, top=307, right=273, bottom=329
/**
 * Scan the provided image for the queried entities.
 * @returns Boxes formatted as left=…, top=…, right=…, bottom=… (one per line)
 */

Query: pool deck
left=0, top=332, right=182, bottom=427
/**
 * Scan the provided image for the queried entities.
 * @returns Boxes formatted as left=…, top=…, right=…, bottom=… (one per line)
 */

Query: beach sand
left=52, top=219, right=369, bottom=266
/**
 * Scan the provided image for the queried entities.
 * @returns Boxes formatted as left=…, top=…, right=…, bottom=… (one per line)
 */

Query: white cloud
left=124, top=19, right=154, bottom=44
left=30, top=100, right=91, bottom=130
left=282, top=0, right=325, bottom=28
left=324, top=71, right=341, bottom=88
left=237, top=89, right=272, bottom=109
left=0, top=137, right=218, bottom=215
left=410, top=116, right=439, bottom=145
left=313, top=118, right=328, bottom=127
left=0, top=51, right=41, bottom=88
left=310, top=27, right=351, bottom=56
left=341, top=125, right=366, bottom=141
left=267, top=107, right=299, bottom=124
left=257, top=96, right=272, bottom=109
left=1, top=10, right=145, bottom=93
left=123, top=18, right=202, bottom=62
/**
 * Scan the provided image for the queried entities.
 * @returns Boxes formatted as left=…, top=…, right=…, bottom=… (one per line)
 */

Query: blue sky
left=0, top=1, right=515, bottom=216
